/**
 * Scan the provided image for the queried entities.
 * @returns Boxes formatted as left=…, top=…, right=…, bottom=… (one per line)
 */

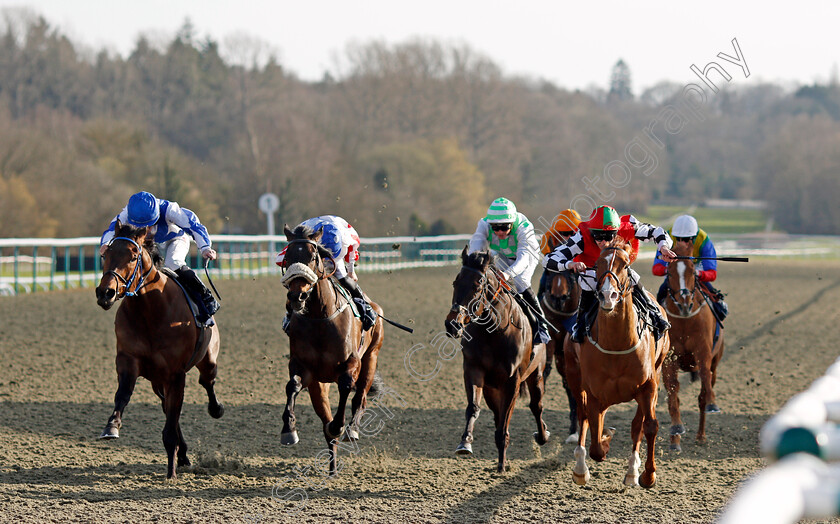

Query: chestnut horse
left=662, top=242, right=725, bottom=452
left=95, top=223, right=223, bottom=479
left=566, top=236, right=669, bottom=488
left=279, top=224, right=384, bottom=475
left=541, top=270, right=581, bottom=442
left=445, top=248, right=550, bottom=473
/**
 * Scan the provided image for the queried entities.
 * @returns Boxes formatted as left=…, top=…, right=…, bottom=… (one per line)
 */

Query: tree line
left=1, top=11, right=839, bottom=238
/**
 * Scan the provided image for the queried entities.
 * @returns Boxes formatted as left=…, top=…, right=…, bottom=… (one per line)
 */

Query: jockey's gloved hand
left=201, top=247, right=217, bottom=261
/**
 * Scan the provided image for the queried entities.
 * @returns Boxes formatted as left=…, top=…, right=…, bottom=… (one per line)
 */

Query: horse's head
left=445, top=246, right=496, bottom=338
left=545, top=270, right=580, bottom=314
left=96, top=222, right=154, bottom=309
left=667, top=241, right=697, bottom=316
left=595, top=236, right=632, bottom=312
left=281, top=223, right=334, bottom=314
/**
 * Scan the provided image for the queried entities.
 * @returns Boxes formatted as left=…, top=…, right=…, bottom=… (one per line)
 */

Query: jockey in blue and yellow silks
left=468, top=197, right=550, bottom=345
left=652, top=214, right=728, bottom=321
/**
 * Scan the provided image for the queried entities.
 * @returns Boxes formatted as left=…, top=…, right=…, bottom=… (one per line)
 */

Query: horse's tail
left=368, top=370, right=386, bottom=397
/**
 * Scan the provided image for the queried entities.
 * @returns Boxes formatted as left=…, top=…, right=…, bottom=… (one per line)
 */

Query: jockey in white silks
left=468, top=197, right=551, bottom=345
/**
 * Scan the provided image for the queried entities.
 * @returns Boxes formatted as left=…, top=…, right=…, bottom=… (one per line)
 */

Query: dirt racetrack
left=1, top=258, right=839, bottom=523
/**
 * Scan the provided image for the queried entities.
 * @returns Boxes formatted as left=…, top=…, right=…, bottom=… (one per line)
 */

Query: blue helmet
left=126, top=191, right=160, bottom=227
left=318, top=223, right=343, bottom=259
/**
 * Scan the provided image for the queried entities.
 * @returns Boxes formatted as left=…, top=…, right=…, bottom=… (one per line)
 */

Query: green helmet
left=485, top=197, right=517, bottom=224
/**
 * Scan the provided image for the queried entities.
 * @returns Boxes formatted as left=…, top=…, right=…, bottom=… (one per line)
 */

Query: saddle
left=162, top=268, right=213, bottom=329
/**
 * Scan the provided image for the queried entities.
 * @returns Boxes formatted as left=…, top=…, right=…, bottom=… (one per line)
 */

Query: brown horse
left=445, top=248, right=550, bottom=473
left=541, top=270, right=581, bottom=442
left=95, top=223, right=223, bottom=479
left=662, top=242, right=725, bottom=452
left=566, top=236, right=669, bottom=488
left=279, top=224, right=384, bottom=475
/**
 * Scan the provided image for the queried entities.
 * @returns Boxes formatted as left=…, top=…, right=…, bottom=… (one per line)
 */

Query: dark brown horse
left=445, top=248, right=550, bottom=473
left=662, top=242, right=725, bottom=452
left=279, top=224, right=384, bottom=475
left=95, top=223, right=223, bottom=479
left=565, top=236, right=669, bottom=488
left=541, top=270, right=581, bottom=442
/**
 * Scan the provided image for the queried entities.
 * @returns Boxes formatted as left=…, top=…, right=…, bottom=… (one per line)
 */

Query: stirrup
left=282, top=315, right=291, bottom=334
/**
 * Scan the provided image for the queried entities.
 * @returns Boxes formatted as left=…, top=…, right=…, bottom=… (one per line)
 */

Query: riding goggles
left=491, top=223, right=512, bottom=232
left=590, top=230, right=616, bottom=242
left=675, top=236, right=696, bottom=243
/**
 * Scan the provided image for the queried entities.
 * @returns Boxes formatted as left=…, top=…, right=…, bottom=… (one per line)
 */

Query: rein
left=105, top=236, right=154, bottom=299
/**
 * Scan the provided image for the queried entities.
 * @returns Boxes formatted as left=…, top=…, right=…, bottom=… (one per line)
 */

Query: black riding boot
left=572, top=290, right=596, bottom=343
left=657, top=279, right=669, bottom=305
left=176, top=266, right=220, bottom=325
left=634, top=282, right=670, bottom=341
left=339, top=276, right=376, bottom=331
left=521, top=288, right=551, bottom=344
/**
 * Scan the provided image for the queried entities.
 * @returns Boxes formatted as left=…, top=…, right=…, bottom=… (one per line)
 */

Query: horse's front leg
left=572, top=391, right=591, bottom=486
left=99, top=355, right=139, bottom=439
left=493, top=376, right=520, bottom=473
left=347, top=350, right=380, bottom=441
left=162, top=373, right=187, bottom=480
left=456, top=370, right=484, bottom=455
left=308, top=382, right=340, bottom=475
left=638, top=380, right=660, bottom=489
left=281, top=364, right=307, bottom=446
left=662, top=350, right=684, bottom=452
left=327, top=356, right=359, bottom=440
left=625, top=405, right=644, bottom=487
left=526, top=367, right=550, bottom=446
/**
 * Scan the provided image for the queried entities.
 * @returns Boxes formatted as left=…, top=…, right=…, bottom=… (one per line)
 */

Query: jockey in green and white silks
left=468, top=197, right=550, bottom=345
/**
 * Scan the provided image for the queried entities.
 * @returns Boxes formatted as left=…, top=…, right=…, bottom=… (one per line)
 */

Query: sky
left=0, top=0, right=838, bottom=92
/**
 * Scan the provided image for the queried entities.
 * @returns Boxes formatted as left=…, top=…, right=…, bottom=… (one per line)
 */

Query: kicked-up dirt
left=1, top=258, right=839, bottom=523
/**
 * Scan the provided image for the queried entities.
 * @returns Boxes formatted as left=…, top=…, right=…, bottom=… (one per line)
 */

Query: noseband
left=282, top=238, right=337, bottom=285
left=450, top=265, right=504, bottom=324
left=104, top=237, right=153, bottom=298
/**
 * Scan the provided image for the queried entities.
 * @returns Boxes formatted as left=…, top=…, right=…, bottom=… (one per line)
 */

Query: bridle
left=596, top=246, right=631, bottom=301
left=282, top=238, right=336, bottom=282
left=543, top=270, right=578, bottom=316
left=450, top=265, right=505, bottom=327
left=103, top=236, right=154, bottom=299
left=666, top=261, right=704, bottom=318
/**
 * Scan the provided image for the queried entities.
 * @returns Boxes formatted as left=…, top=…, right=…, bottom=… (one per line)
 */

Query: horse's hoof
left=639, top=472, right=656, bottom=489
left=670, top=424, right=686, bottom=436
left=99, top=426, right=119, bottom=439
left=624, top=474, right=639, bottom=487
left=670, top=443, right=682, bottom=452
left=705, top=404, right=721, bottom=414
left=455, top=442, right=473, bottom=455
left=533, top=429, right=550, bottom=446
left=326, top=424, right=345, bottom=441
left=572, top=470, right=590, bottom=485
left=177, top=455, right=191, bottom=467
left=604, top=427, right=617, bottom=438
left=208, top=402, right=224, bottom=419
left=280, top=431, right=299, bottom=446
left=342, top=427, right=359, bottom=442
left=565, top=432, right=580, bottom=444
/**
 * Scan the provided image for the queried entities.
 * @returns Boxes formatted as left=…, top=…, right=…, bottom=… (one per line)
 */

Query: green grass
left=636, top=205, right=769, bottom=234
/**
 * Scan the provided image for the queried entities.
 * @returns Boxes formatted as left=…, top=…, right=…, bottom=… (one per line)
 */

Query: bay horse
left=566, top=236, right=669, bottom=488
left=95, top=222, right=223, bottom=480
left=445, top=248, right=550, bottom=473
left=541, top=270, right=581, bottom=442
left=662, top=242, right=725, bottom=452
left=279, top=224, right=384, bottom=475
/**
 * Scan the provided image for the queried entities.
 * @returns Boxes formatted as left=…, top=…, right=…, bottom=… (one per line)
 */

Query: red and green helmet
left=587, top=205, right=620, bottom=231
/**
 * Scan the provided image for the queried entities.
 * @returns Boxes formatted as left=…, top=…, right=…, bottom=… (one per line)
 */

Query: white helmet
left=672, top=215, right=699, bottom=237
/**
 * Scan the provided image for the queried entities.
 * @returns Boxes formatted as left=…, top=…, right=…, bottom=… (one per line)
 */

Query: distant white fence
left=1, top=232, right=838, bottom=296
left=0, top=234, right=472, bottom=295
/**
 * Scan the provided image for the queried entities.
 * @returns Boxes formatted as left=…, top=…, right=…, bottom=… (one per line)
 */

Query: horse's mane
left=114, top=223, right=163, bottom=268
left=289, top=224, right=316, bottom=240
left=463, top=250, right=493, bottom=271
